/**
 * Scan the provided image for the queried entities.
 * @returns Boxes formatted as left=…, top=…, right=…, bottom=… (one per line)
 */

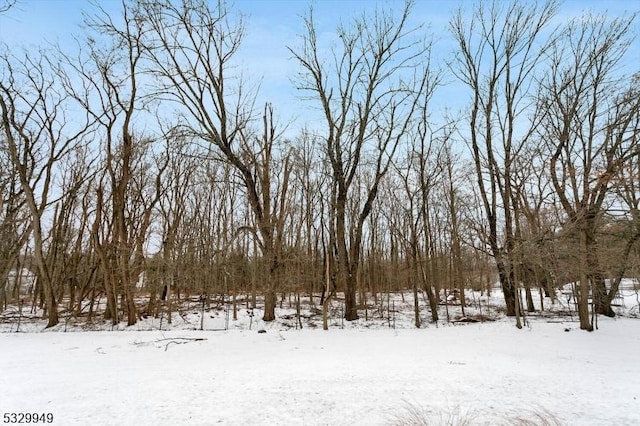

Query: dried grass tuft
left=391, top=403, right=564, bottom=426
left=391, top=402, right=477, bottom=426
left=502, top=408, right=564, bottom=426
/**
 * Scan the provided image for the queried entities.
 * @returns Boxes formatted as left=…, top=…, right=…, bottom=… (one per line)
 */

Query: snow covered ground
left=1, top=319, right=639, bottom=425
left=1, top=284, right=639, bottom=425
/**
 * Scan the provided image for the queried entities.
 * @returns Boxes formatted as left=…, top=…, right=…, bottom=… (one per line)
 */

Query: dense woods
left=1, top=0, right=638, bottom=331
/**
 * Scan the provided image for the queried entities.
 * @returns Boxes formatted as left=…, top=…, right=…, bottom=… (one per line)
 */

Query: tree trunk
left=497, top=260, right=517, bottom=316
left=103, top=273, right=118, bottom=325
left=577, top=230, right=593, bottom=331
left=417, top=252, right=438, bottom=323
left=262, top=250, right=278, bottom=321
left=344, top=270, right=359, bottom=321
left=585, top=232, right=614, bottom=317
left=412, top=279, right=421, bottom=328
left=322, top=293, right=331, bottom=331
left=263, top=289, right=276, bottom=322
left=525, top=284, right=535, bottom=312
left=600, top=232, right=640, bottom=317
left=592, top=275, right=615, bottom=317
left=335, top=194, right=359, bottom=321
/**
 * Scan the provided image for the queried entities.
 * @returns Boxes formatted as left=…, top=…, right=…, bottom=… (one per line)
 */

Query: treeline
left=1, top=0, right=638, bottom=331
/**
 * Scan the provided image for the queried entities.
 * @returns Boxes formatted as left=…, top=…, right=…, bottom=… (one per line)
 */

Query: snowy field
left=1, top=285, right=639, bottom=425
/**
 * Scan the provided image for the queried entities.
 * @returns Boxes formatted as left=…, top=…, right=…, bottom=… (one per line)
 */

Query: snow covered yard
left=1, top=318, right=639, bottom=425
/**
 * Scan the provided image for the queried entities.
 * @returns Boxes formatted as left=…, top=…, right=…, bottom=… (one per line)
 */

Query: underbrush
left=1, top=283, right=639, bottom=332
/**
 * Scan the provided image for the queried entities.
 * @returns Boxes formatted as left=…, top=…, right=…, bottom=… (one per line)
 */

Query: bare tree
left=137, top=0, right=291, bottom=321
left=511, top=140, right=558, bottom=309
left=290, top=130, right=326, bottom=308
left=45, top=146, right=95, bottom=318
left=152, top=130, right=198, bottom=321
left=0, top=139, right=30, bottom=309
left=64, top=1, right=168, bottom=326
left=0, top=49, right=92, bottom=327
left=442, top=143, right=467, bottom=315
left=608, top=73, right=640, bottom=305
left=538, top=15, right=639, bottom=330
left=450, top=0, right=559, bottom=324
left=236, top=103, right=293, bottom=321
left=290, top=0, right=433, bottom=321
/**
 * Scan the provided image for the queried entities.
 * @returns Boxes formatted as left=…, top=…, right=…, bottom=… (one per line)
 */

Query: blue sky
left=1, top=0, right=639, bottom=135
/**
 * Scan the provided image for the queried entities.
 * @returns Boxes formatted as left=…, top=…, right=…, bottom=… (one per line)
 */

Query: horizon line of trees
left=1, top=0, right=638, bottom=331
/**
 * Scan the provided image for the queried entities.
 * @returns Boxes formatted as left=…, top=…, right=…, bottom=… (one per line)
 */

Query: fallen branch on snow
left=134, top=337, right=207, bottom=351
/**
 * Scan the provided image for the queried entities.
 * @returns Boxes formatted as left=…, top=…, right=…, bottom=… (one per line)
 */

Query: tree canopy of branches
left=290, top=0, right=437, bottom=321
left=0, top=0, right=638, bottom=332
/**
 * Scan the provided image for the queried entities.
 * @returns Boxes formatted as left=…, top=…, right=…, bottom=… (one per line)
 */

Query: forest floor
left=1, top=282, right=639, bottom=425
